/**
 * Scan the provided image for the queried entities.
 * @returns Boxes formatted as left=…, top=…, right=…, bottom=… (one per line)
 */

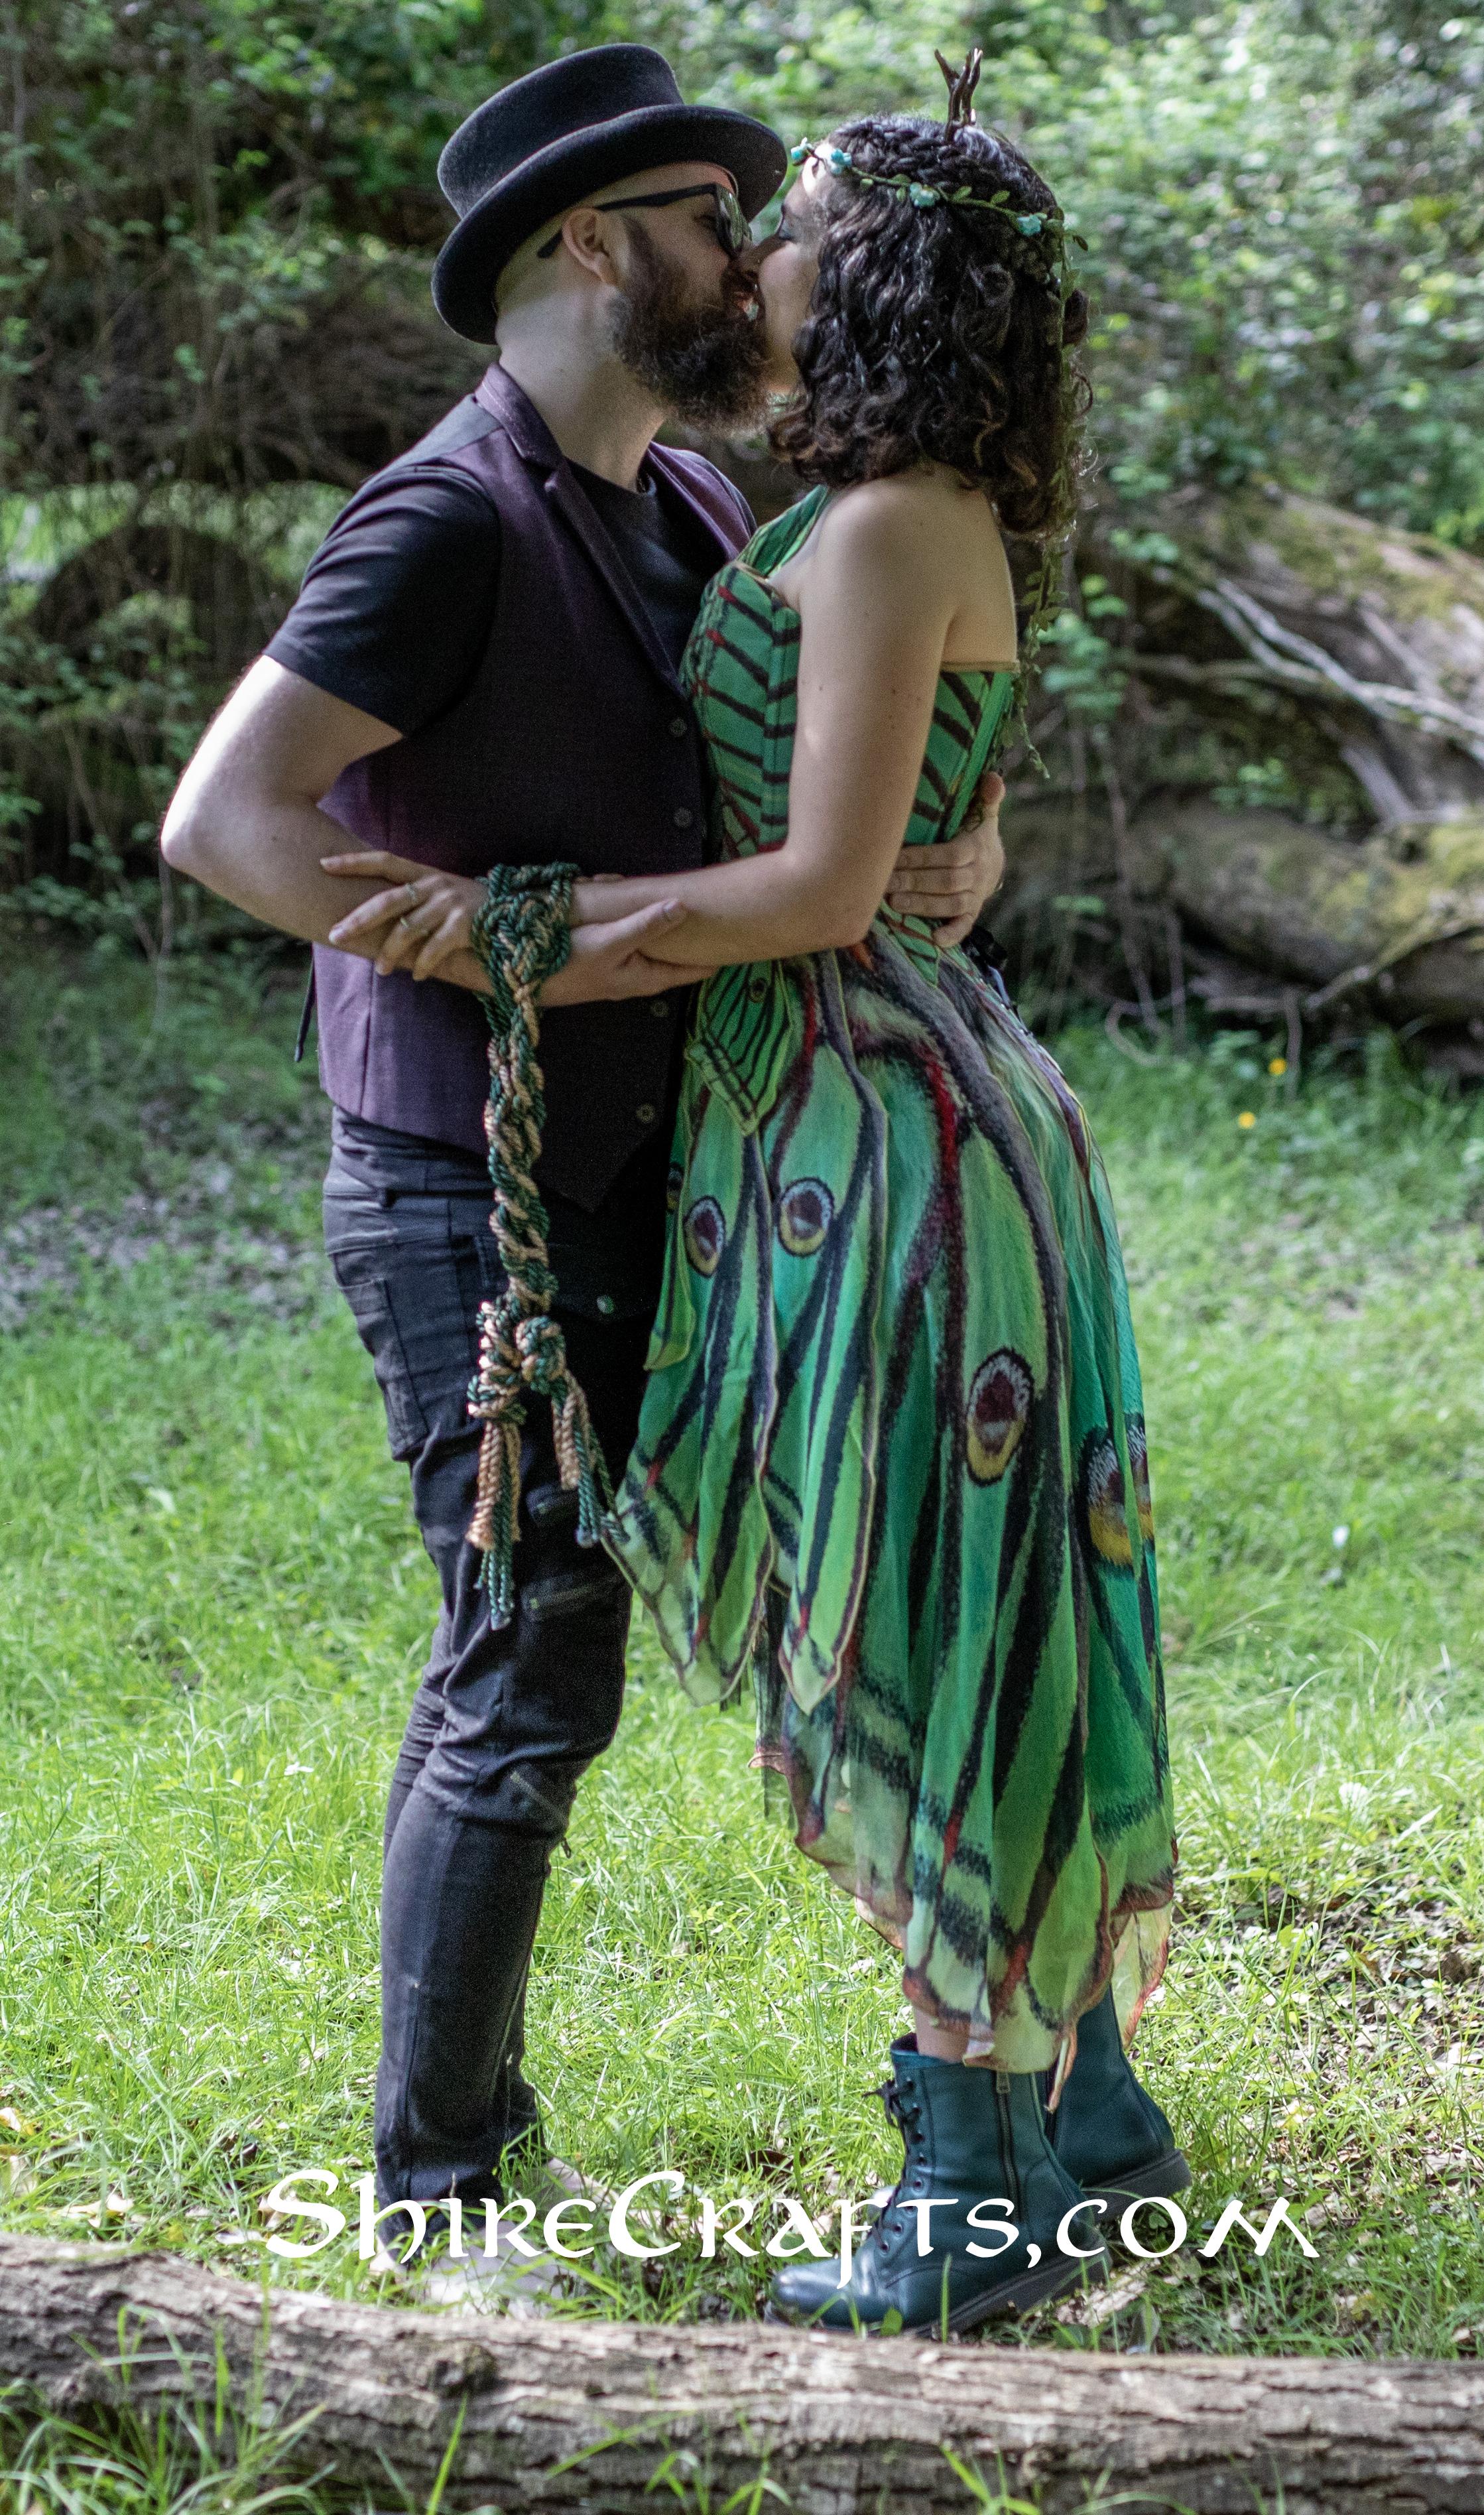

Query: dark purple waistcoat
left=310, top=363, right=751, bottom=1208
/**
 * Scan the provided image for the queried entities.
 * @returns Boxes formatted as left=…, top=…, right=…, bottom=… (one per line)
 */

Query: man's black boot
left=769, top=2037, right=1107, bottom=2335
left=376, top=1795, right=554, bottom=2209
left=1044, top=1986, right=1190, bottom=2209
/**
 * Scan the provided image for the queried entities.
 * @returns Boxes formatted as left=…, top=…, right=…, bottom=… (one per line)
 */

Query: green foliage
left=1038, top=578, right=1129, bottom=725
left=1, top=0, right=1481, bottom=932
left=630, top=0, right=1484, bottom=543
left=0, top=2396, right=339, bottom=2515
left=5, top=1, right=1479, bottom=516
left=973, top=1, right=1484, bottom=546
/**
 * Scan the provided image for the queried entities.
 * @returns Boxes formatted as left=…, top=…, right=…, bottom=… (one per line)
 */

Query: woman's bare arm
left=327, top=482, right=989, bottom=975
left=561, top=479, right=1005, bottom=962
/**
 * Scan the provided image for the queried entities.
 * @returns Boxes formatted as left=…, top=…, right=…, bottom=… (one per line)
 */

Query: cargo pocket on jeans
left=335, top=1271, right=428, bottom=1460
left=523, top=1563, right=628, bottom=1622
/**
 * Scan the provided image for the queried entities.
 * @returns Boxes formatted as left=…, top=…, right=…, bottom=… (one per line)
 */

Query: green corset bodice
left=678, top=486, right=1017, bottom=1133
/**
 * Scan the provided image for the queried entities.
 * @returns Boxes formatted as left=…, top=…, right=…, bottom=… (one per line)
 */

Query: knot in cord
left=515, top=1311, right=568, bottom=1391
left=464, top=864, right=612, bottom=1627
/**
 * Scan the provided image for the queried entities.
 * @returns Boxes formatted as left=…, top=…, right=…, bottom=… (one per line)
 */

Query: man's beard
left=611, top=226, right=769, bottom=428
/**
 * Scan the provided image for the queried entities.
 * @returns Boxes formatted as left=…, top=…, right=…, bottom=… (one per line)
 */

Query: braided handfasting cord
left=465, top=862, right=612, bottom=1628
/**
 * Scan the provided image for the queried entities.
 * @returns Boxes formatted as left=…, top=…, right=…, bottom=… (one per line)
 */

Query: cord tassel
left=464, top=864, right=613, bottom=1627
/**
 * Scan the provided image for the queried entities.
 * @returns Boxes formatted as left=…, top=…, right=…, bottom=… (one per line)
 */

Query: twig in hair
left=935, top=46, right=983, bottom=128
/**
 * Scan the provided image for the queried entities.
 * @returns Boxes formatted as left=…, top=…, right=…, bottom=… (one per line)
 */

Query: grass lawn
left=1, top=944, right=1481, bottom=2439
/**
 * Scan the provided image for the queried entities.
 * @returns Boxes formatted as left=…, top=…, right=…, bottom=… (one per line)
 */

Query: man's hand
left=883, top=769, right=1005, bottom=948
left=321, top=848, right=715, bottom=1003
left=543, top=906, right=717, bottom=1004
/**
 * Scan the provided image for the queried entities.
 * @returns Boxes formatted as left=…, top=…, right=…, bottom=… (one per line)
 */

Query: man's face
left=595, top=160, right=771, bottom=427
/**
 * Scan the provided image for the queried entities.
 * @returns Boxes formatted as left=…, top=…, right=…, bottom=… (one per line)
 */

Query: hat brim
left=432, top=103, right=788, bottom=344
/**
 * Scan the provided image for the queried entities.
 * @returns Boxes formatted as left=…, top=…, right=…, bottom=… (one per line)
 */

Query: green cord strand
left=465, top=862, right=613, bottom=1628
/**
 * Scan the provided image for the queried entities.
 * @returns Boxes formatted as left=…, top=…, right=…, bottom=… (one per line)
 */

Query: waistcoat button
left=669, top=716, right=688, bottom=738
left=672, top=806, right=694, bottom=829
left=636, top=1102, right=657, bottom=1126
left=650, top=998, right=670, bottom=1019
left=595, top=1295, right=615, bottom=1316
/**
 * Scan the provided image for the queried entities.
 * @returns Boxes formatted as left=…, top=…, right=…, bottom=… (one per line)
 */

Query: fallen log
left=983, top=487, right=1484, bottom=1029
left=1094, top=485, right=1484, bottom=831
left=1143, top=805, right=1484, bottom=1025
left=991, top=793, right=1484, bottom=1032
left=3, top=2234, right=1483, bottom=2514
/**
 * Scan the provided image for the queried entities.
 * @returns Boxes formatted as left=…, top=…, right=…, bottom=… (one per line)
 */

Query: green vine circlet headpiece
left=785, top=143, right=1078, bottom=314
left=788, top=49, right=1083, bottom=321
left=788, top=141, right=1057, bottom=243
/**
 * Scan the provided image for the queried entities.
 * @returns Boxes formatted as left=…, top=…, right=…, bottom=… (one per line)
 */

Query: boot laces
left=877, top=2078, right=926, bottom=2237
left=880, top=2079, right=923, bottom=2135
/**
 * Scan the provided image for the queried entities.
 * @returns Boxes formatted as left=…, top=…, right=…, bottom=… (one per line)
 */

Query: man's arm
left=160, top=657, right=711, bottom=1003
left=160, top=656, right=430, bottom=948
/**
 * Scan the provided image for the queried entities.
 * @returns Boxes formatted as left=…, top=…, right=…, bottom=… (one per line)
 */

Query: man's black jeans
left=323, top=1112, right=655, bottom=2207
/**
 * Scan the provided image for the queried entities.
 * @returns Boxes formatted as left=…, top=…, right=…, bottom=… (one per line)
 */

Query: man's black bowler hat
left=432, top=44, right=788, bottom=343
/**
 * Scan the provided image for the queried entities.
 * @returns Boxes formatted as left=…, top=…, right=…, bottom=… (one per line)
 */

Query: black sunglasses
left=536, top=182, right=751, bottom=261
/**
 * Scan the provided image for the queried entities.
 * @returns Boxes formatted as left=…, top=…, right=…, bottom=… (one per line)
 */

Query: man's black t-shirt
left=568, top=461, right=717, bottom=674
left=266, top=454, right=719, bottom=730
left=268, top=447, right=726, bottom=1319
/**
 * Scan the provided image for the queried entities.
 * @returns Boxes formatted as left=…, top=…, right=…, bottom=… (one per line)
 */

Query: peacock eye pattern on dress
left=607, top=481, right=1174, bottom=2075
left=965, top=1349, right=1033, bottom=1485
left=684, top=1196, right=726, bottom=1276
left=777, top=1177, right=834, bottom=1258
left=1080, top=1428, right=1136, bottom=1569
left=666, top=1161, right=684, bottom=1214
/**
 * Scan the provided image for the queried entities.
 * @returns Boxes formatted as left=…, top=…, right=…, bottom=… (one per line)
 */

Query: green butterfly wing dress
left=605, top=489, right=1176, bottom=2071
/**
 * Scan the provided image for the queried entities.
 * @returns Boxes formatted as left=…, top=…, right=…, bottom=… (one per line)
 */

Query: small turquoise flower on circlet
left=788, top=140, right=1060, bottom=247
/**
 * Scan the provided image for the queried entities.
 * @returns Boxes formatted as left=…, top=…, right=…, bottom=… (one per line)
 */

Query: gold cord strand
left=465, top=865, right=613, bottom=1627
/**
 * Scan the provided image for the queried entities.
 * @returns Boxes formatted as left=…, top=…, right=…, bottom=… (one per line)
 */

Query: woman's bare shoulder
left=813, top=470, right=1007, bottom=589
left=800, top=473, right=1013, bottom=661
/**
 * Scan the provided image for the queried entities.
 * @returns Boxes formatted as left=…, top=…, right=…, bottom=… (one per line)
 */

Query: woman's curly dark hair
left=769, top=113, right=1091, bottom=544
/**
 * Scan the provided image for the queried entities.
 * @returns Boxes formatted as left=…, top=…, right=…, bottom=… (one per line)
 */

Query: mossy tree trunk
left=996, top=484, right=1484, bottom=1043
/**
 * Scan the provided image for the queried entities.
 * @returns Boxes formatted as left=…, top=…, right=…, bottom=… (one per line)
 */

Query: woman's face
left=743, top=158, right=828, bottom=392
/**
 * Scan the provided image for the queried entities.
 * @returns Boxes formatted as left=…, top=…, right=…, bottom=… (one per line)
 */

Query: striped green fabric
left=605, top=489, right=1176, bottom=2071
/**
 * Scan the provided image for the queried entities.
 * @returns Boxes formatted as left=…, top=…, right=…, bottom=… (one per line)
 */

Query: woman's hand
left=883, top=770, right=1006, bottom=948
left=322, top=851, right=483, bottom=978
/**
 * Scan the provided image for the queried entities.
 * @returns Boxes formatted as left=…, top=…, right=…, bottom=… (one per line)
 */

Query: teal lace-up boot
left=1044, top=1987, right=1190, bottom=2211
left=769, top=2037, right=1108, bottom=2335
